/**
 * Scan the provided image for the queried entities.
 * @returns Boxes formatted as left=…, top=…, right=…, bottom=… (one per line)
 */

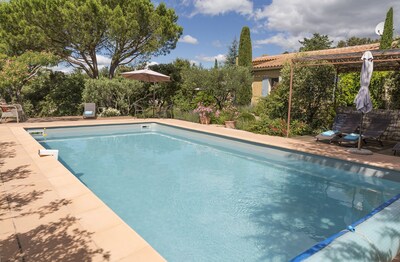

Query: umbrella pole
left=358, top=112, right=364, bottom=150
left=153, top=88, right=155, bottom=118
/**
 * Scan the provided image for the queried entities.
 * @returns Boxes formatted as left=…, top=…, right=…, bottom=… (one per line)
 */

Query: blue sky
left=150, top=0, right=400, bottom=67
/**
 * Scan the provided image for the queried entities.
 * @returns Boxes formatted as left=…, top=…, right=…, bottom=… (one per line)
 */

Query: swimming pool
left=32, top=123, right=400, bottom=261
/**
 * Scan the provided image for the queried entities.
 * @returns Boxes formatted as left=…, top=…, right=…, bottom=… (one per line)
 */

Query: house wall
left=251, top=69, right=282, bottom=105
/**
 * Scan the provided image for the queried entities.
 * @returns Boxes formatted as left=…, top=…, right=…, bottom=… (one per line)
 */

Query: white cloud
left=147, top=61, right=159, bottom=66
left=255, top=33, right=300, bottom=52
left=146, top=61, right=159, bottom=68
left=196, top=54, right=226, bottom=62
left=96, top=54, right=111, bottom=69
left=179, top=35, right=199, bottom=44
left=193, top=0, right=252, bottom=16
left=49, top=64, right=74, bottom=74
left=212, top=40, right=223, bottom=48
left=253, top=0, right=400, bottom=50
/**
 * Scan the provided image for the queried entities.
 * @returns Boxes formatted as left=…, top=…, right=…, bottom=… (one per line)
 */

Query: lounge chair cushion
left=1, top=105, right=11, bottom=112
left=343, top=133, right=359, bottom=141
left=321, top=130, right=337, bottom=136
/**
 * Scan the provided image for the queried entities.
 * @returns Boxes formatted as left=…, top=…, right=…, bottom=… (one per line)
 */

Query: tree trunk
left=15, top=86, right=22, bottom=104
left=109, top=63, right=117, bottom=79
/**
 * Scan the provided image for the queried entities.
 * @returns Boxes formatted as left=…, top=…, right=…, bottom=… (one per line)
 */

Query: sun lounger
left=83, top=103, right=96, bottom=119
left=133, top=102, right=144, bottom=117
left=1, top=104, right=25, bottom=123
left=362, top=116, right=391, bottom=146
left=316, top=112, right=359, bottom=143
left=393, top=142, right=400, bottom=156
left=339, top=115, right=391, bottom=146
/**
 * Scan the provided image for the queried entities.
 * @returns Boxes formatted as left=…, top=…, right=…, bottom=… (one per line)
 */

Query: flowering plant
left=216, top=94, right=239, bottom=121
left=193, top=102, right=214, bottom=117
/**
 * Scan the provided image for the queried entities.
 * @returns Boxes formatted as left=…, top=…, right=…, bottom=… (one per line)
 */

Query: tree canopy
left=336, top=36, right=377, bottom=48
left=299, top=33, right=333, bottom=51
left=180, top=66, right=252, bottom=110
left=0, top=0, right=183, bottom=79
left=0, top=51, right=58, bottom=103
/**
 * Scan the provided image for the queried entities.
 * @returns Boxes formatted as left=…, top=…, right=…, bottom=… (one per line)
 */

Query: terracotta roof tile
left=253, top=43, right=380, bottom=70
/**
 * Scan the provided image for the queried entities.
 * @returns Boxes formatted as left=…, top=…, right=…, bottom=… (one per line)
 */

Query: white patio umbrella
left=354, top=51, right=373, bottom=151
left=121, top=69, right=171, bottom=117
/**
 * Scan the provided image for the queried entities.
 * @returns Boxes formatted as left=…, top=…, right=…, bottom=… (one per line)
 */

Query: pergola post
left=286, top=61, right=294, bottom=138
left=333, top=69, right=339, bottom=110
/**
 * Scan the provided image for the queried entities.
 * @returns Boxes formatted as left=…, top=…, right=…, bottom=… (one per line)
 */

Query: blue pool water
left=34, top=124, right=400, bottom=262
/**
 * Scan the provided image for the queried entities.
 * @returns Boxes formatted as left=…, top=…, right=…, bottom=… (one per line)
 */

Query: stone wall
left=338, top=107, right=400, bottom=141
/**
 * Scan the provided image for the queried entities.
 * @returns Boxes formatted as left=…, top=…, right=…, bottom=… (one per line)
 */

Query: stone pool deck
left=1, top=118, right=400, bottom=261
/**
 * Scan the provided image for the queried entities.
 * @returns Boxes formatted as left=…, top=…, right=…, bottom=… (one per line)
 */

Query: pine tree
left=380, top=7, right=393, bottom=49
left=238, top=27, right=252, bottom=67
left=299, top=33, right=332, bottom=51
left=225, top=37, right=238, bottom=66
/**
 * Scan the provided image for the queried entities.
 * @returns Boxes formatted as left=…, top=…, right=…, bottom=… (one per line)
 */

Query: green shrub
left=254, top=62, right=336, bottom=131
left=99, top=108, right=121, bottom=117
left=248, top=117, right=287, bottom=136
left=23, top=71, right=85, bottom=117
left=237, top=112, right=256, bottom=122
left=247, top=117, right=311, bottom=137
left=234, top=112, right=256, bottom=130
left=173, top=108, right=199, bottom=123
left=83, top=77, right=145, bottom=116
left=290, top=120, right=312, bottom=136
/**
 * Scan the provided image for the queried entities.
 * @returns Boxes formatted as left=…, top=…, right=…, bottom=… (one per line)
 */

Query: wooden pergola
left=286, top=48, right=400, bottom=137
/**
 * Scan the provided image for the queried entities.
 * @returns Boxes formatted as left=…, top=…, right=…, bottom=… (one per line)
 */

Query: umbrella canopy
left=121, top=68, right=171, bottom=83
left=354, top=51, right=374, bottom=151
left=354, top=51, right=373, bottom=114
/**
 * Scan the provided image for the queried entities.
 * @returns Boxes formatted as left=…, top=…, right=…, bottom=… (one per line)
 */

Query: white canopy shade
left=121, top=69, right=171, bottom=83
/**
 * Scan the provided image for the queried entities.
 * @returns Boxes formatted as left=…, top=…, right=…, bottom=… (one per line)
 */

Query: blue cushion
left=343, top=133, right=359, bottom=141
left=321, top=130, right=336, bottom=136
left=84, top=110, right=93, bottom=115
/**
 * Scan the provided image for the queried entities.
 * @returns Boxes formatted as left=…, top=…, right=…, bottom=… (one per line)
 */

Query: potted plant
left=194, top=102, right=214, bottom=124
left=216, top=96, right=239, bottom=129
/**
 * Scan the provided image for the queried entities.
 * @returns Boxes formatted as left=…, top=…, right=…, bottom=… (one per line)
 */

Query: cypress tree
left=214, top=58, right=218, bottom=69
left=380, top=7, right=393, bottom=49
left=238, top=26, right=252, bottom=67
left=236, top=26, right=252, bottom=105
